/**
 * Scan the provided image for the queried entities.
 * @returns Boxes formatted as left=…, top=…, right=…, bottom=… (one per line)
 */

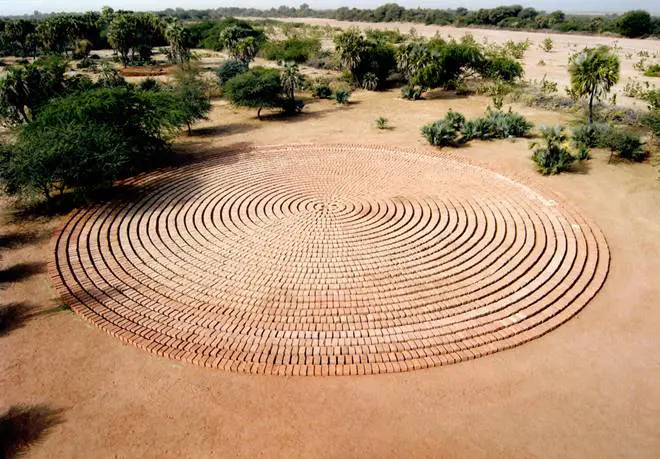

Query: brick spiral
left=50, top=144, right=609, bottom=375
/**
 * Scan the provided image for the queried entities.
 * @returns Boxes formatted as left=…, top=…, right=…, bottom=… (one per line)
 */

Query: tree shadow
left=0, top=230, right=49, bottom=250
left=0, top=404, right=65, bottom=458
left=188, top=122, right=259, bottom=138
left=0, top=262, right=47, bottom=287
left=0, top=302, right=71, bottom=337
left=0, top=302, right=33, bottom=336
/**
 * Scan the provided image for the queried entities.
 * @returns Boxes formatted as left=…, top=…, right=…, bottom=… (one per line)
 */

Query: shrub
left=540, top=38, right=553, bottom=53
left=215, top=59, right=248, bottom=87
left=138, top=77, right=160, bottom=91
left=312, top=83, right=332, bottom=99
left=73, top=39, right=93, bottom=59
left=422, top=120, right=459, bottom=147
left=334, top=88, right=351, bottom=104
left=480, top=55, right=524, bottom=82
left=401, top=84, right=423, bottom=100
left=169, top=68, right=212, bottom=134
left=444, top=110, right=466, bottom=130
left=0, top=86, right=181, bottom=201
left=262, top=37, right=321, bottom=63
left=224, top=66, right=282, bottom=119
left=617, top=10, right=652, bottom=38
left=375, top=116, right=389, bottom=129
left=461, top=109, right=533, bottom=141
left=530, top=125, right=576, bottom=175
left=644, top=64, right=660, bottom=77
left=572, top=123, right=604, bottom=148
left=601, top=128, right=647, bottom=162
left=0, top=57, right=67, bottom=125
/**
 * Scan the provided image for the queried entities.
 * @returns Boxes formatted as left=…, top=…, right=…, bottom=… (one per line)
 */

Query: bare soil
left=2, top=82, right=660, bottom=456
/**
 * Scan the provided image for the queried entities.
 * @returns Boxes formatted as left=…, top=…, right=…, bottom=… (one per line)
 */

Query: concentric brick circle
left=51, top=144, right=609, bottom=376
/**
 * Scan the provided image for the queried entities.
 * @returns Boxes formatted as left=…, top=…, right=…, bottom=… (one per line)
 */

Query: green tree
left=568, top=46, right=620, bottom=125
left=334, top=28, right=364, bottom=79
left=164, top=19, right=192, bottom=65
left=617, top=10, right=652, bottom=38
left=219, top=25, right=263, bottom=62
left=0, top=57, right=67, bottom=125
left=224, top=67, right=282, bottom=119
left=0, top=86, right=182, bottom=202
left=280, top=62, right=304, bottom=102
left=215, top=59, right=248, bottom=87
left=169, top=68, right=212, bottom=134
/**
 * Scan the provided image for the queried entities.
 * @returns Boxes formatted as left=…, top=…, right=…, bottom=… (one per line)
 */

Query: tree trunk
left=257, top=107, right=262, bottom=120
left=187, top=122, right=192, bottom=136
left=588, top=88, right=595, bottom=125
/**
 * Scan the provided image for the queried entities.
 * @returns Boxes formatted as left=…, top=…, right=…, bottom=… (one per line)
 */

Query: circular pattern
left=50, top=144, right=609, bottom=375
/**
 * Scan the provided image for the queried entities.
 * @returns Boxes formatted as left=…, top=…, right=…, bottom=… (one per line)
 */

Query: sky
left=1, top=0, right=658, bottom=17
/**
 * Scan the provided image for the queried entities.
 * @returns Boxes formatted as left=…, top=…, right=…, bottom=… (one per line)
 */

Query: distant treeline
left=0, top=4, right=657, bottom=58
left=156, top=4, right=659, bottom=38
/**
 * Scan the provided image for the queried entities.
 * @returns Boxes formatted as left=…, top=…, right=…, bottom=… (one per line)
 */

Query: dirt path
left=1, top=90, right=659, bottom=457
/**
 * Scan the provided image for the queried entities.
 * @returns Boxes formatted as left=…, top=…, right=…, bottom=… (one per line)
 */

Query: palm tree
left=568, top=46, right=620, bottom=125
left=334, top=28, right=364, bottom=77
left=280, top=62, right=304, bottom=102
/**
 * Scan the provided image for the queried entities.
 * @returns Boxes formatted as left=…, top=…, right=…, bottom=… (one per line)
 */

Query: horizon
left=1, top=1, right=659, bottom=18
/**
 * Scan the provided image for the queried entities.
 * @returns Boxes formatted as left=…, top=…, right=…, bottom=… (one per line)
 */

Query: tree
left=224, top=67, right=282, bottom=119
left=107, top=13, right=164, bottom=66
left=617, top=10, right=651, bottom=38
left=334, top=28, right=364, bottom=78
left=280, top=62, right=303, bottom=102
left=218, top=24, right=263, bottom=62
left=568, top=46, right=620, bottom=125
left=0, top=86, right=182, bottom=202
left=0, top=57, right=67, bottom=125
left=107, top=14, right=135, bottom=66
left=215, top=60, right=248, bottom=87
left=169, top=68, right=212, bottom=134
left=164, top=19, right=192, bottom=65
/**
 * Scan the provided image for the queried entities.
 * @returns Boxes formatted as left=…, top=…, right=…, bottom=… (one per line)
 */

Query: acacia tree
left=224, top=67, right=282, bottom=119
left=169, top=68, right=211, bottom=134
left=568, top=46, right=620, bottom=125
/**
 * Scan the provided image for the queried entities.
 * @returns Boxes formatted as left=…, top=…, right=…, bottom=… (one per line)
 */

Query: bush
left=480, top=55, right=524, bottom=82
left=617, top=10, right=652, bottom=38
left=0, top=86, right=182, bottom=201
left=461, top=109, right=533, bottom=141
left=312, top=83, right=332, bottom=99
left=169, top=68, right=212, bottom=134
left=375, top=116, right=389, bottom=129
left=0, top=57, right=67, bottom=125
left=224, top=66, right=282, bottom=119
left=644, top=64, right=660, bottom=77
left=401, top=84, right=423, bottom=100
left=602, top=128, right=647, bottom=162
left=215, top=59, right=249, bottom=87
left=572, top=123, right=604, bottom=148
left=530, top=125, right=576, bottom=175
left=444, top=110, right=466, bottom=130
left=422, top=120, right=459, bottom=147
left=334, top=88, right=351, bottom=104
left=73, top=39, right=93, bottom=59
left=262, top=37, right=321, bottom=63
left=540, top=38, right=553, bottom=53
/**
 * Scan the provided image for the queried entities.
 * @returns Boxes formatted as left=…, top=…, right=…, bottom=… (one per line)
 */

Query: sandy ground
left=1, top=89, right=660, bottom=457
left=255, top=17, right=660, bottom=109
